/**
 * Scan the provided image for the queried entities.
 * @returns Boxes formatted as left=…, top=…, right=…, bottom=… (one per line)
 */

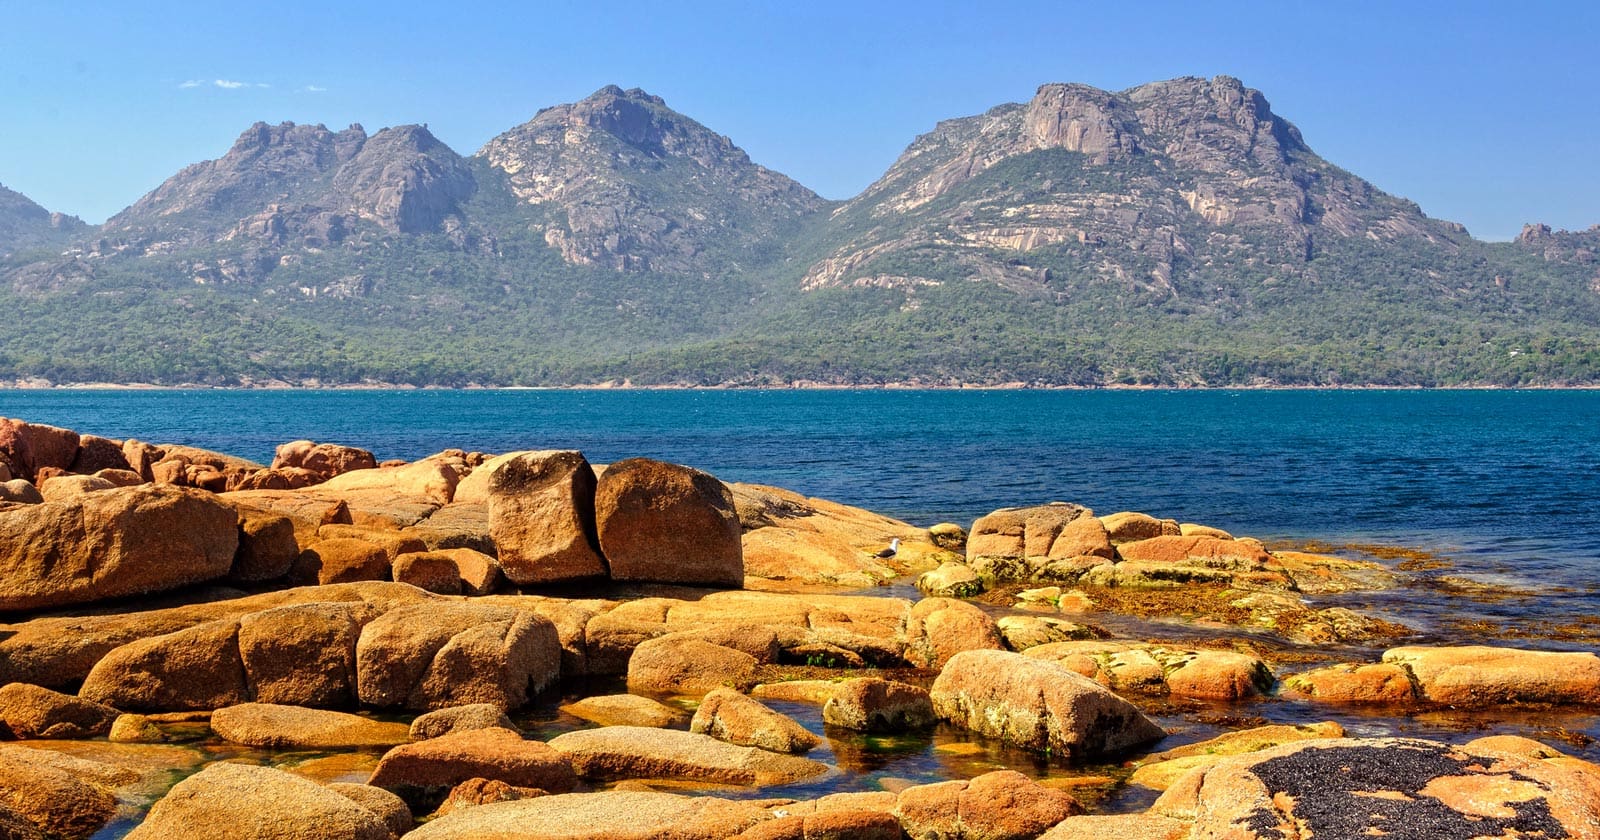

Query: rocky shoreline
left=2, top=415, right=1598, bottom=839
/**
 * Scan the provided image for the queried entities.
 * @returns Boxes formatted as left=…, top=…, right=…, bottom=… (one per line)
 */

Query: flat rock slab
left=126, top=762, right=392, bottom=840
left=368, top=727, right=576, bottom=794
left=1039, top=814, right=1191, bottom=840
left=1383, top=645, right=1600, bottom=707
left=548, top=726, right=829, bottom=787
left=1154, top=737, right=1600, bottom=838
left=403, top=790, right=768, bottom=840
left=210, top=703, right=411, bottom=749
left=561, top=694, right=685, bottom=728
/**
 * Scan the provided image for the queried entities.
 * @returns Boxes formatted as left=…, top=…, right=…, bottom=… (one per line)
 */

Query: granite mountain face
left=1, top=77, right=1597, bottom=386
left=0, top=183, right=86, bottom=257
left=803, top=76, right=1467, bottom=299
left=476, top=85, right=826, bottom=275
left=103, top=121, right=478, bottom=250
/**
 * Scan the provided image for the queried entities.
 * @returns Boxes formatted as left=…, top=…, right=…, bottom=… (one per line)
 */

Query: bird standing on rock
left=875, top=538, right=901, bottom=559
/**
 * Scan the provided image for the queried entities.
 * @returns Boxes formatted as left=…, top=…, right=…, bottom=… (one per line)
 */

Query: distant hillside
left=1, top=77, right=1597, bottom=387
left=0, top=183, right=85, bottom=257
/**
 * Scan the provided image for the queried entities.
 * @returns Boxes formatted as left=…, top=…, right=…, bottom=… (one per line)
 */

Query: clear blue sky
left=1, top=0, right=1594, bottom=240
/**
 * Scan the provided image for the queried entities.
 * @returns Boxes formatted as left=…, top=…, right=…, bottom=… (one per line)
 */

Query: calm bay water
left=4, top=387, right=1599, bottom=625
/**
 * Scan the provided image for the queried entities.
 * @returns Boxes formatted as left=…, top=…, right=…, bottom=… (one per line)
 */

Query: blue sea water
left=4, top=388, right=1599, bottom=627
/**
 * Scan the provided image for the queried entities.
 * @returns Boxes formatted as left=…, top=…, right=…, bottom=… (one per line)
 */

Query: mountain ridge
left=1, top=76, right=1596, bottom=388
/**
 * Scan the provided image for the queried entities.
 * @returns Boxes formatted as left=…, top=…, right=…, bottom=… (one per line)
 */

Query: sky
left=0, top=0, right=1595, bottom=240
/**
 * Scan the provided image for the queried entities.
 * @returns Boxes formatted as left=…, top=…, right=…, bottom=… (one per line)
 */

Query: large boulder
left=931, top=649, right=1166, bottom=757
left=821, top=677, right=935, bottom=732
left=967, top=503, right=1097, bottom=580
left=271, top=440, right=379, bottom=483
left=316, top=452, right=461, bottom=505
left=1282, top=662, right=1418, bottom=704
left=37, top=474, right=116, bottom=502
left=1152, top=737, right=1600, bottom=837
left=0, top=683, right=118, bottom=739
left=356, top=603, right=561, bottom=711
left=211, top=703, right=411, bottom=749
left=893, top=770, right=1084, bottom=840
left=402, top=791, right=767, bottom=840
left=486, top=450, right=606, bottom=584
left=690, top=688, right=820, bottom=754
left=394, top=548, right=500, bottom=596
left=0, top=746, right=116, bottom=840
left=409, top=704, right=519, bottom=741
left=595, top=458, right=743, bottom=586
left=78, top=618, right=249, bottom=711
left=228, top=505, right=300, bottom=583
left=126, top=762, right=393, bottom=840
left=238, top=601, right=372, bottom=707
left=1098, top=511, right=1181, bottom=543
left=0, top=479, right=42, bottom=505
left=627, top=634, right=760, bottom=696
left=904, top=597, right=1003, bottom=669
left=401, top=503, right=496, bottom=555
left=0, top=484, right=239, bottom=612
left=0, top=419, right=79, bottom=483
left=295, top=538, right=393, bottom=585
left=1382, top=645, right=1600, bottom=707
left=548, top=726, right=829, bottom=787
left=69, top=434, right=132, bottom=474
left=327, top=783, right=412, bottom=838
left=367, top=726, right=577, bottom=795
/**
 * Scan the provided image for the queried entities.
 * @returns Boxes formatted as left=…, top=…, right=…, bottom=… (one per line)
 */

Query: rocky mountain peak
left=804, top=75, right=1462, bottom=296
left=330, top=124, right=475, bottom=234
left=1517, top=223, right=1554, bottom=243
left=1023, top=83, right=1142, bottom=162
left=103, top=119, right=474, bottom=249
left=475, top=85, right=822, bottom=273
left=0, top=182, right=88, bottom=254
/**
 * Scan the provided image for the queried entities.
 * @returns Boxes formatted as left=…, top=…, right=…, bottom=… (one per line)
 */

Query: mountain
left=0, top=183, right=86, bottom=256
left=103, top=121, right=477, bottom=247
left=476, top=85, right=825, bottom=275
left=625, top=77, right=1598, bottom=387
left=803, top=76, right=1466, bottom=298
left=0, top=77, right=1596, bottom=388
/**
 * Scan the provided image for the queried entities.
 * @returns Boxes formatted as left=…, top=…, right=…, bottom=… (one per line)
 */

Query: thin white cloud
left=299, top=85, right=328, bottom=93
left=176, top=77, right=288, bottom=92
